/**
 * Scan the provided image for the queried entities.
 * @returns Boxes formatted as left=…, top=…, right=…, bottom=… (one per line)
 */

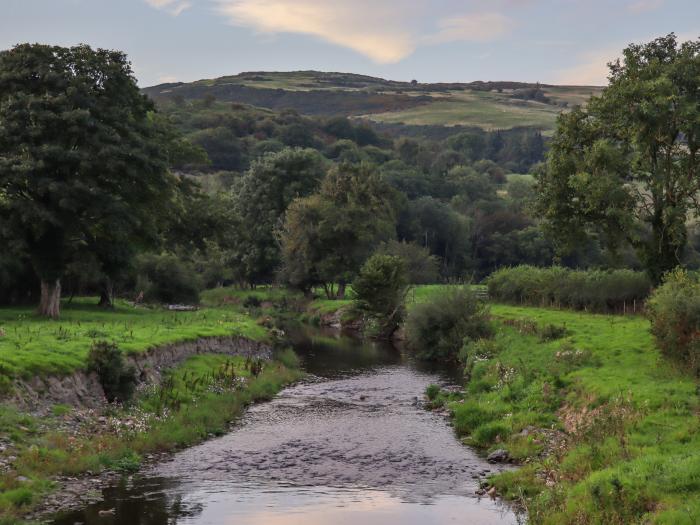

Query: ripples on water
left=53, top=328, right=521, bottom=525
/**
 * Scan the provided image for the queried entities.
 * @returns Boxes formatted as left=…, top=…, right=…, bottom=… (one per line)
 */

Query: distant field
left=361, top=87, right=601, bottom=132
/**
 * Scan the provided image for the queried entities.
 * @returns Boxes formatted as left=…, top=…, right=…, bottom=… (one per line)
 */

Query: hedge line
left=486, top=266, right=651, bottom=312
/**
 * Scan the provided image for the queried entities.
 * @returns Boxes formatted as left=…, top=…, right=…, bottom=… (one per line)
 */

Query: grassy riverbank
left=0, top=351, right=302, bottom=523
left=428, top=303, right=700, bottom=524
left=0, top=294, right=303, bottom=523
left=0, top=298, right=266, bottom=382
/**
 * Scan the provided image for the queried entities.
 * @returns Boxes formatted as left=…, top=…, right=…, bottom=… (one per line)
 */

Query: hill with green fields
left=142, top=71, right=602, bottom=135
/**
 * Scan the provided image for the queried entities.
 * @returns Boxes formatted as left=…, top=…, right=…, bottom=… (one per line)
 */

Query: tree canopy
left=536, top=34, right=700, bottom=282
left=0, top=43, right=178, bottom=317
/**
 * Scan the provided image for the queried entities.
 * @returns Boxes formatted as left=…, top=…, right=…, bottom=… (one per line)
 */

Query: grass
left=0, top=298, right=267, bottom=379
left=362, top=90, right=564, bottom=131
left=423, top=297, right=700, bottom=524
left=0, top=352, right=303, bottom=522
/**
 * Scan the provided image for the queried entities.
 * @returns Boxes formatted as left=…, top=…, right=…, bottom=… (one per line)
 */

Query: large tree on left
left=0, top=44, right=176, bottom=318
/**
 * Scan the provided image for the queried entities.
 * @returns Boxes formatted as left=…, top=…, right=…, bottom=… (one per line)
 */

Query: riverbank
left=270, top=284, right=700, bottom=522
left=51, top=323, right=519, bottom=525
left=0, top=297, right=302, bottom=523
left=426, top=303, right=700, bottom=524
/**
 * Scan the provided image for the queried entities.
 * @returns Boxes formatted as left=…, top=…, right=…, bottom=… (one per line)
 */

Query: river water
left=53, top=327, right=520, bottom=525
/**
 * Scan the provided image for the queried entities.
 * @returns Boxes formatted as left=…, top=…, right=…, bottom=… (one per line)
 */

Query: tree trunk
left=38, top=279, right=61, bottom=319
left=98, top=280, right=114, bottom=309
left=337, top=282, right=346, bottom=300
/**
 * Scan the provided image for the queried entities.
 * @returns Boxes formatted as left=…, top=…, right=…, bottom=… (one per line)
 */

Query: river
left=52, top=327, right=521, bottom=525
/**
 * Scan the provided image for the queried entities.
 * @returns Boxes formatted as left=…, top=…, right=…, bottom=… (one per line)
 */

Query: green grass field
left=0, top=298, right=266, bottom=379
left=363, top=90, right=563, bottom=131
left=417, top=289, right=700, bottom=523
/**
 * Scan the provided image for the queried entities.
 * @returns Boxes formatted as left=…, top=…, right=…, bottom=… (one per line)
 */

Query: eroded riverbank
left=51, top=328, right=520, bottom=525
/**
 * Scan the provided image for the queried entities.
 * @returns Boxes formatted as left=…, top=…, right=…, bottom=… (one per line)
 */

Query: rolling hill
left=142, top=71, right=602, bottom=136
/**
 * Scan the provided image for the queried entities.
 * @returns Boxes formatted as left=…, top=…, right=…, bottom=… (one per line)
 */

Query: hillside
left=143, top=71, right=602, bottom=135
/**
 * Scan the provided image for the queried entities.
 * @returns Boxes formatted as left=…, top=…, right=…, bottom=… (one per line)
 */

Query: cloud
left=555, top=31, right=699, bottom=86
left=215, top=1, right=513, bottom=63
left=145, top=0, right=192, bottom=16
left=426, top=12, right=513, bottom=44
left=554, top=47, right=621, bottom=85
left=626, top=0, right=664, bottom=14
left=216, top=0, right=415, bottom=63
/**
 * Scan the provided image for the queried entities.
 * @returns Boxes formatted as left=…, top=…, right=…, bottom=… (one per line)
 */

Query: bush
left=425, top=384, right=441, bottom=401
left=405, top=287, right=492, bottom=361
left=647, top=268, right=700, bottom=371
left=353, top=254, right=408, bottom=338
left=487, top=266, right=651, bottom=313
left=135, top=253, right=202, bottom=304
left=376, top=240, right=440, bottom=284
left=460, top=338, right=501, bottom=380
left=87, top=341, right=137, bottom=403
left=275, top=348, right=300, bottom=369
left=243, top=295, right=262, bottom=309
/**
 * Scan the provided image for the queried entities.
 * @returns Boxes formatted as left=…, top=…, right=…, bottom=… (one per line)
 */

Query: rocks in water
left=487, top=449, right=510, bottom=463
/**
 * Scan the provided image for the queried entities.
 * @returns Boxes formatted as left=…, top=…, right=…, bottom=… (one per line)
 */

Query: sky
left=2, top=0, right=699, bottom=87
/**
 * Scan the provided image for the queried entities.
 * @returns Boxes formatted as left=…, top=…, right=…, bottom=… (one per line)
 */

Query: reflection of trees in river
left=53, top=477, right=203, bottom=525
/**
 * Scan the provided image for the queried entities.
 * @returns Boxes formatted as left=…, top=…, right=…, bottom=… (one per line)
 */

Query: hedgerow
left=486, top=266, right=650, bottom=313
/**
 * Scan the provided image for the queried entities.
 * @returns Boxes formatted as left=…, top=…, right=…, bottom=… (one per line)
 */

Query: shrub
left=647, top=268, right=700, bottom=371
left=243, top=295, right=262, bottom=309
left=376, top=240, right=440, bottom=284
left=406, top=287, right=492, bottom=361
left=135, top=253, right=202, bottom=304
left=2, top=487, right=33, bottom=506
left=87, top=341, right=137, bottom=403
left=352, top=254, right=408, bottom=338
left=275, top=347, right=300, bottom=369
left=487, top=266, right=651, bottom=313
left=461, top=338, right=501, bottom=380
left=425, top=384, right=441, bottom=401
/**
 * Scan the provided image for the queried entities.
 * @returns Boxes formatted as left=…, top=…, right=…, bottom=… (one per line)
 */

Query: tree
left=536, top=34, right=700, bottom=283
left=231, top=148, right=325, bottom=285
left=279, top=163, right=398, bottom=297
left=398, top=197, right=472, bottom=279
left=353, top=254, right=408, bottom=338
left=376, top=240, right=440, bottom=284
left=0, top=44, right=176, bottom=317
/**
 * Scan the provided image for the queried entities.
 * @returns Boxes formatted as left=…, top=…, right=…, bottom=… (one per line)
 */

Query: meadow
left=0, top=298, right=266, bottom=380
left=363, top=90, right=562, bottom=132
left=419, top=291, right=700, bottom=524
